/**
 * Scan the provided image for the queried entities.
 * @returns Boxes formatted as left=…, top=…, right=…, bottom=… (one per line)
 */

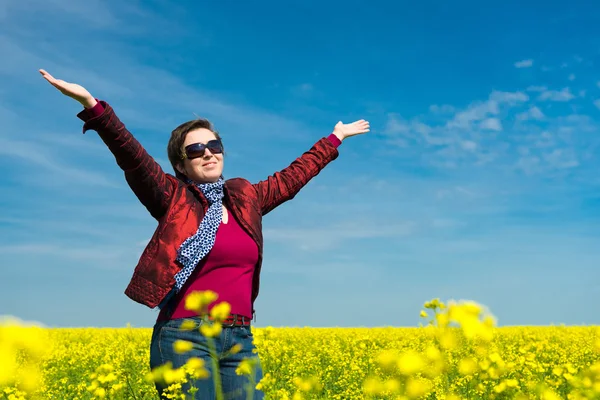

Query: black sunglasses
left=182, top=139, right=224, bottom=160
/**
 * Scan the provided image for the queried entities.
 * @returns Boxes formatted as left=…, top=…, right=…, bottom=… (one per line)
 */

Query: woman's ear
left=175, top=163, right=186, bottom=175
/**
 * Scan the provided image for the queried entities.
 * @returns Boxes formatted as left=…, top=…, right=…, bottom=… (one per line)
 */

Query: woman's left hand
left=332, top=119, right=370, bottom=141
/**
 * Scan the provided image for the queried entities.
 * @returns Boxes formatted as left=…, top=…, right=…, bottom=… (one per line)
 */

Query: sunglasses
left=182, top=139, right=224, bottom=160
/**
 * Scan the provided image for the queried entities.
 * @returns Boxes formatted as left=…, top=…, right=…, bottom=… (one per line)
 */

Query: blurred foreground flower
left=0, top=316, right=51, bottom=394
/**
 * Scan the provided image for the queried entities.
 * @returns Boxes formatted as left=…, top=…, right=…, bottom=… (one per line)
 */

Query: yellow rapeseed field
left=1, top=296, right=599, bottom=399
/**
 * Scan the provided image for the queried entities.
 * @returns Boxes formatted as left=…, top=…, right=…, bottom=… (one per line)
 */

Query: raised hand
left=332, top=119, right=370, bottom=141
left=39, top=69, right=97, bottom=109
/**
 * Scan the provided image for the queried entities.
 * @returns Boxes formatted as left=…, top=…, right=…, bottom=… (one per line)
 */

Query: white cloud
left=291, top=83, right=314, bottom=97
left=514, top=59, right=533, bottom=68
left=528, top=106, right=545, bottom=120
left=527, top=86, right=547, bottom=92
left=490, top=91, right=529, bottom=104
left=0, top=243, right=135, bottom=265
left=380, top=89, right=543, bottom=170
left=1, top=0, right=118, bottom=27
left=532, top=131, right=554, bottom=148
left=385, top=115, right=410, bottom=135
left=384, top=114, right=450, bottom=147
left=0, top=32, right=314, bottom=145
left=461, top=140, right=478, bottom=151
left=447, top=100, right=499, bottom=129
left=480, top=118, right=502, bottom=131
left=381, top=83, right=600, bottom=177
left=447, top=91, right=527, bottom=130
left=538, top=88, right=575, bottom=102
left=264, top=221, right=415, bottom=251
left=544, top=148, right=579, bottom=169
left=0, top=136, right=118, bottom=187
left=516, top=106, right=545, bottom=121
left=568, top=74, right=576, bottom=81
left=515, top=154, right=541, bottom=175
left=429, top=104, right=455, bottom=114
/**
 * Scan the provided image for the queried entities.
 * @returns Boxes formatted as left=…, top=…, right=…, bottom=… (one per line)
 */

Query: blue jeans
left=149, top=316, right=264, bottom=400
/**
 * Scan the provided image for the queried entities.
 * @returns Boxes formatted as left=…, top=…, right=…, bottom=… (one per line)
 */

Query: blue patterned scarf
left=174, top=177, right=225, bottom=292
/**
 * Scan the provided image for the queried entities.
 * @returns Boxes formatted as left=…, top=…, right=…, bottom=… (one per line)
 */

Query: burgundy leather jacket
left=78, top=101, right=340, bottom=312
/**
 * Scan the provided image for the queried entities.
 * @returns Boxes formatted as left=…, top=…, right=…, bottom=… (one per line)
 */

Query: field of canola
left=1, top=297, right=600, bottom=400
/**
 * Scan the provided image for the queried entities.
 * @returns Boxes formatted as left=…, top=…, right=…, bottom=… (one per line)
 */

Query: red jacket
left=78, top=101, right=340, bottom=311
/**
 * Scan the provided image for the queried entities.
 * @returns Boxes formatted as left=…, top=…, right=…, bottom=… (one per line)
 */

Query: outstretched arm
left=254, top=119, right=369, bottom=215
left=39, top=69, right=174, bottom=220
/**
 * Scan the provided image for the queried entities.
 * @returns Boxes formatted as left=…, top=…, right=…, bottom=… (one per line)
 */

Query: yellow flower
left=489, top=352, right=502, bottom=364
left=111, top=383, right=124, bottom=391
left=594, top=338, right=600, bottom=353
left=19, top=367, right=42, bottom=393
left=439, top=330, right=457, bottom=349
left=458, top=358, right=478, bottom=375
left=494, top=381, right=507, bottom=393
left=200, top=323, right=222, bottom=338
left=184, top=357, right=209, bottom=379
left=383, top=378, right=400, bottom=393
left=292, top=376, right=321, bottom=392
left=0, top=346, right=17, bottom=386
left=397, top=351, right=425, bottom=375
left=363, top=377, right=384, bottom=395
left=163, top=368, right=186, bottom=384
left=436, top=313, right=449, bottom=328
left=180, top=320, right=197, bottom=331
left=256, top=372, right=274, bottom=391
left=210, top=302, right=231, bottom=322
left=5, top=295, right=600, bottom=400
left=185, top=290, right=218, bottom=314
left=376, top=350, right=398, bottom=371
left=505, top=378, right=518, bottom=388
left=185, top=357, right=204, bottom=370
left=425, top=345, right=441, bottom=361
left=540, top=389, right=562, bottom=400
left=405, top=378, right=432, bottom=398
left=230, top=343, right=243, bottom=355
left=173, top=340, right=193, bottom=354
left=236, top=358, right=256, bottom=376
left=419, top=310, right=428, bottom=318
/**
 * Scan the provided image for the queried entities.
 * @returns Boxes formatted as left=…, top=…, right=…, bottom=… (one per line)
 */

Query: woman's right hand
left=39, top=69, right=97, bottom=109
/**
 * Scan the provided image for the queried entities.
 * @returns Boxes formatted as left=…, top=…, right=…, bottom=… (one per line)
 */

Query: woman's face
left=178, top=128, right=224, bottom=183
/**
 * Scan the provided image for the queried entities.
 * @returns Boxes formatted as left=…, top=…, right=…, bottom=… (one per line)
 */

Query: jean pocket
left=237, top=325, right=254, bottom=339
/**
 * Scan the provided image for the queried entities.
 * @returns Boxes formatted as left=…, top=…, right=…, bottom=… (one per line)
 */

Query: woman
left=39, top=69, right=370, bottom=399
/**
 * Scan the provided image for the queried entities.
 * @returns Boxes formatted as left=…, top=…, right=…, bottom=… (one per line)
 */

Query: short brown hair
left=167, top=118, right=224, bottom=178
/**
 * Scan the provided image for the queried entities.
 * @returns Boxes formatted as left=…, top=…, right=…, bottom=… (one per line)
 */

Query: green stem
left=207, top=337, right=223, bottom=400
left=124, top=373, right=139, bottom=400
left=246, top=368, right=256, bottom=400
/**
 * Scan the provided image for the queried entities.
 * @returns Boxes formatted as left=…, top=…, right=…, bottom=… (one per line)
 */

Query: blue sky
left=1, top=0, right=599, bottom=328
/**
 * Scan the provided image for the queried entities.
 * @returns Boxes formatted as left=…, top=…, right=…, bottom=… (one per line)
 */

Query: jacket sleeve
left=78, top=101, right=175, bottom=220
left=253, top=136, right=340, bottom=216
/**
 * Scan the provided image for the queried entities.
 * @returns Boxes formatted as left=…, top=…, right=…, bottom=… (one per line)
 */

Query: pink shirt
left=83, top=101, right=342, bottom=321
left=158, top=210, right=259, bottom=320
